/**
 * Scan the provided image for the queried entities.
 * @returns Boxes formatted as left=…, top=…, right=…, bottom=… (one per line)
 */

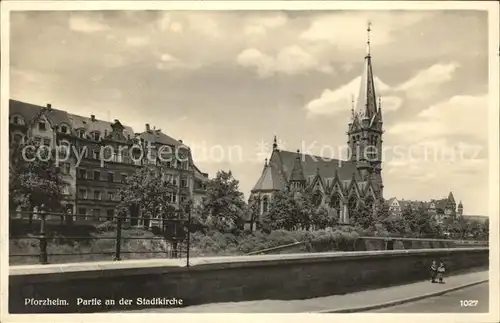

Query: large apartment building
left=9, top=99, right=208, bottom=225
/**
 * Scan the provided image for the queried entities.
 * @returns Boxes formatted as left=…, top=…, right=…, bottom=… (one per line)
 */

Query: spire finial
left=366, top=20, right=372, bottom=56
left=351, top=94, right=355, bottom=117
left=265, top=158, right=268, bottom=166
left=273, top=135, right=278, bottom=150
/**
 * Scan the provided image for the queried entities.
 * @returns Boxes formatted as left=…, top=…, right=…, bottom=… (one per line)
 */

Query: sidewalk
left=136, top=270, right=488, bottom=313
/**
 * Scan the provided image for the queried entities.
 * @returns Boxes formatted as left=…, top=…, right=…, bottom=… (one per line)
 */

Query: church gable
left=308, top=172, right=326, bottom=194
left=347, top=178, right=361, bottom=198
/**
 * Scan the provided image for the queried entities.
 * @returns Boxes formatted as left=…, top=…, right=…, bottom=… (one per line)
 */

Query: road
left=371, top=282, right=489, bottom=313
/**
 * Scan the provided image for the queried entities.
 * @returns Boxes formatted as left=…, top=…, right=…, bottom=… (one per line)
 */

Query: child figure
left=430, top=260, right=438, bottom=283
left=437, top=261, right=446, bottom=283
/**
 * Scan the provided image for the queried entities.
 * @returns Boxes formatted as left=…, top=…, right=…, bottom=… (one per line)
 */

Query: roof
left=10, top=99, right=72, bottom=129
left=355, top=53, right=378, bottom=120
left=138, top=129, right=183, bottom=147
left=274, top=150, right=361, bottom=182
left=68, top=113, right=134, bottom=139
left=252, top=163, right=285, bottom=192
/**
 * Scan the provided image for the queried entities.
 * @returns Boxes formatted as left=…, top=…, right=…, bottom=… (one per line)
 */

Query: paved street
left=371, top=282, right=489, bottom=313
left=130, top=270, right=488, bottom=313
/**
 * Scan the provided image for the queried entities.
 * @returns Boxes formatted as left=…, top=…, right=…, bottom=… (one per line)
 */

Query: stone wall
left=9, top=248, right=488, bottom=313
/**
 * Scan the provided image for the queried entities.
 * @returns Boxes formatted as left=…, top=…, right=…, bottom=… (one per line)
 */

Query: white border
left=1, top=1, right=499, bottom=323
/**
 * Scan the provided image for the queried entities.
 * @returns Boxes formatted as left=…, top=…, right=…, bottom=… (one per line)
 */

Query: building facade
left=386, top=192, right=463, bottom=225
left=249, top=25, right=384, bottom=225
left=8, top=99, right=208, bottom=225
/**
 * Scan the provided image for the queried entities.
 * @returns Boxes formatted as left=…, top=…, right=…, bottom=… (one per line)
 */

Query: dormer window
left=11, top=115, right=25, bottom=125
left=38, top=121, right=46, bottom=131
left=60, top=125, right=68, bottom=134
left=93, top=132, right=100, bottom=141
left=78, top=129, right=86, bottom=139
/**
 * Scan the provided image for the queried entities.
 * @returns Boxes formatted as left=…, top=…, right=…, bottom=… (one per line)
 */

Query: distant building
left=386, top=192, right=465, bottom=225
left=8, top=99, right=208, bottom=225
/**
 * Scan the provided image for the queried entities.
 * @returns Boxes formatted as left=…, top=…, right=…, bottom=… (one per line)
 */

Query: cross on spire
left=366, top=21, right=372, bottom=57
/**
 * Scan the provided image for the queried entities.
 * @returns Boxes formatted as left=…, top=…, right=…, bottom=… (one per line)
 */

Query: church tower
left=347, top=22, right=384, bottom=198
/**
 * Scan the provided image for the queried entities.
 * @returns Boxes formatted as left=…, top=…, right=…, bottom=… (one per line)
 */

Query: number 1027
left=460, top=300, right=478, bottom=307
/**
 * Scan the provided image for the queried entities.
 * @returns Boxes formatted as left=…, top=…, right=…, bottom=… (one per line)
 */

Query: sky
left=10, top=9, right=489, bottom=215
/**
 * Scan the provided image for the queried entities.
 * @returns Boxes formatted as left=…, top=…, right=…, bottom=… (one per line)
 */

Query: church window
left=312, top=191, right=322, bottom=207
left=348, top=196, right=358, bottom=212
left=262, top=196, right=269, bottom=213
left=329, top=194, right=341, bottom=211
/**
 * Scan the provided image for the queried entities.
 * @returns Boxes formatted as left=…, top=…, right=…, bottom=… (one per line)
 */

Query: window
left=43, top=138, right=51, bottom=146
left=172, top=193, right=177, bottom=203
left=78, top=189, right=87, bottom=199
left=93, top=209, right=101, bottom=221
left=93, top=132, right=100, bottom=141
left=78, top=169, right=87, bottom=179
left=93, top=150, right=100, bottom=159
left=62, top=185, right=70, bottom=195
left=93, top=170, right=100, bottom=181
left=121, top=174, right=127, bottom=183
left=13, top=116, right=19, bottom=124
left=181, top=177, right=187, bottom=188
left=107, top=209, right=114, bottom=221
left=262, top=196, right=269, bottom=213
left=173, top=177, right=177, bottom=186
left=107, top=192, right=114, bottom=200
left=78, top=130, right=85, bottom=139
left=107, top=172, right=114, bottom=182
left=13, top=134, right=23, bottom=144
left=78, top=208, right=87, bottom=220
left=38, top=121, right=46, bottom=131
left=94, top=191, right=101, bottom=200
left=166, top=161, right=171, bottom=168
left=61, top=125, right=68, bottom=134
left=61, top=163, right=70, bottom=175
left=181, top=196, right=186, bottom=203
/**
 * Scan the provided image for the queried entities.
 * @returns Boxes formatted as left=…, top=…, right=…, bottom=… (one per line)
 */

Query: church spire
left=366, top=20, right=371, bottom=57
left=355, top=21, right=378, bottom=121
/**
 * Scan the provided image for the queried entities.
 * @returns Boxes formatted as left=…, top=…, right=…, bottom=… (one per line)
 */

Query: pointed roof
left=354, top=22, right=378, bottom=121
left=289, top=150, right=306, bottom=182
left=252, top=159, right=285, bottom=192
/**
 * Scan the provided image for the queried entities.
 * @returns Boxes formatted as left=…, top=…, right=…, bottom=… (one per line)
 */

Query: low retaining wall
left=248, top=237, right=488, bottom=255
left=9, top=247, right=488, bottom=313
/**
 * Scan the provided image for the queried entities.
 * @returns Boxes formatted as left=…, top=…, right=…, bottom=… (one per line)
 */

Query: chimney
left=46, top=103, right=52, bottom=110
left=179, top=139, right=183, bottom=144
left=146, top=123, right=150, bottom=132
left=91, top=115, right=96, bottom=121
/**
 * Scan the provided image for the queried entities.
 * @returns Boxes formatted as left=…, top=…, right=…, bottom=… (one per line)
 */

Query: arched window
left=262, top=196, right=269, bottom=214
left=348, top=195, right=358, bottom=212
left=329, top=193, right=341, bottom=212
left=365, top=197, right=375, bottom=214
left=312, top=190, right=323, bottom=207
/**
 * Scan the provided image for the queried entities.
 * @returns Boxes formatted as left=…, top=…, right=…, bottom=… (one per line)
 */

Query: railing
left=9, top=209, right=193, bottom=267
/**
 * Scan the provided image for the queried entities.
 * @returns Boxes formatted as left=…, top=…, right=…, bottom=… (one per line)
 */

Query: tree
left=118, top=165, right=178, bottom=225
left=265, top=189, right=299, bottom=231
left=200, top=170, right=246, bottom=232
left=351, top=201, right=375, bottom=230
left=9, top=139, right=65, bottom=214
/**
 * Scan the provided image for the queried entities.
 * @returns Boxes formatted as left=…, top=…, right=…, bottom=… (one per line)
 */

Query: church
left=249, top=24, right=384, bottom=225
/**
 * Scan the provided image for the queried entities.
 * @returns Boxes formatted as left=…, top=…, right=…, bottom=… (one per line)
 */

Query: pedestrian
left=430, top=260, right=438, bottom=283
left=437, top=261, right=446, bottom=283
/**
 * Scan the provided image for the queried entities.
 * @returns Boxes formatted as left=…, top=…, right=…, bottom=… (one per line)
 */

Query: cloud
left=126, top=36, right=149, bottom=47
left=102, top=54, right=125, bottom=68
left=69, top=15, right=109, bottom=33
left=388, top=94, right=488, bottom=142
left=236, top=45, right=333, bottom=78
left=186, top=13, right=221, bottom=39
left=243, top=13, right=288, bottom=37
left=299, top=11, right=435, bottom=51
left=396, top=62, right=460, bottom=98
left=305, top=75, right=400, bottom=116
